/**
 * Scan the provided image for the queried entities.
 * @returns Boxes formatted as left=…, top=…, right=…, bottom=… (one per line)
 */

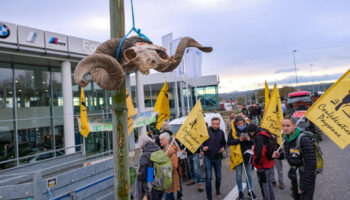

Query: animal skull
left=74, top=36, right=212, bottom=90
left=123, top=42, right=169, bottom=75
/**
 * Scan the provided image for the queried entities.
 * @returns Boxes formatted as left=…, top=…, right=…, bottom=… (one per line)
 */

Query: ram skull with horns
left=74, top=36, right=213, bottom=90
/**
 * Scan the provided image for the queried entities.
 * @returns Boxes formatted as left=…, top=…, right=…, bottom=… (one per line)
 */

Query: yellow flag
left=264, top=80, right=270, bottom=112
left=80, top=88, right=90, bottom=137
left=261, top=84, right=283, bottom=144
left=126, top=89, right=136, bottom=135
left=175, top=100, right=209, bottom=153
left=154, top=82, right=170, bottom=129
left=305, top=69, right=350, bottom=149
left=229, top=120, right=243, bottom=171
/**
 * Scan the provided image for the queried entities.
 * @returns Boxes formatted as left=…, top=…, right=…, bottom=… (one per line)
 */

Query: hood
left=143, top=142, right=161, bottom=152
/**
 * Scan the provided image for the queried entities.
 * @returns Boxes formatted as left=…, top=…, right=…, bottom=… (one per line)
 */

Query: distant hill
left=220, top=82, right=334, bottom=102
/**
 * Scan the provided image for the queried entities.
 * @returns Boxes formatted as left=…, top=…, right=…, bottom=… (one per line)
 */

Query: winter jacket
left=280, top=128, right=316, bottom=191
left=134, top=142, right=161, bottom=200
left=201, top=126, right=226, bottom=160
left=227, top=125, right=254, bottom=164
left=253, top=130, right=275, bottom=169
left=163, top=144, right=180, bottom=193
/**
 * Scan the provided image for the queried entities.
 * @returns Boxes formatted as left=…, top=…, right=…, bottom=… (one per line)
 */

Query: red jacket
left=253, top=130, right=275, bottom=169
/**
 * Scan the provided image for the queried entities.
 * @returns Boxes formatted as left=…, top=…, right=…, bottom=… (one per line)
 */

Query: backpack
left=295, top=131, right=324, bottom=175
left=150, top=150, right=173, bottom=191
left=260, top=129, right=278, bottom=160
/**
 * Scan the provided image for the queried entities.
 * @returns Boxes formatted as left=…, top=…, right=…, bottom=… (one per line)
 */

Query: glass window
left=0, top=62, right=15, bottom=166
left=15, top=64, right=50, bottom=109
left=144, top=85, right=151, bottom=108
left=51, top=69, right=63, bottom=107
left=14, top=64, right=53, bottom=159
left=17, top=119, right=52, bottom=159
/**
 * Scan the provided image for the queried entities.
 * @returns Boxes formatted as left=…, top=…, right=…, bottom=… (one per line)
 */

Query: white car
left=169, top=112, right=227, bottom=141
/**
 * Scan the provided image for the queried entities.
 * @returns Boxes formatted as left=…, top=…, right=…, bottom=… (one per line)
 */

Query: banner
left=175, top=100, right=209, bottom=153
left=154, top=82, right=170, bottom=129
left=305, top=69, right=350, bottom=149
left=184, top=47, right=202, bottom=78
left=126, top=89, right=136, bottom=135
left=261, top=84, right=283, bottom=144
left=171, top=37, right=185, bottom=75
left=133, top=112, right=157, bottom=128
left=230, top=120, right=243, bottom=171
left=80, top=88, right=90, bottom=137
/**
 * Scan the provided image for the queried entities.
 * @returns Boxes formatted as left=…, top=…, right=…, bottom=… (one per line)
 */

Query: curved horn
left=74, top=53, right=125, bottom=90
left=154, top=37, right=213, bottom=72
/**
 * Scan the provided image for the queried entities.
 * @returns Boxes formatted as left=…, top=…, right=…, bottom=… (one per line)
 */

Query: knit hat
left=234, top=115, right=245, bottom=125
left=247, top=123, right=258, bottom=133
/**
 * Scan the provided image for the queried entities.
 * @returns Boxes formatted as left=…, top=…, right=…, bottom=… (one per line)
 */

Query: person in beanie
left=132, top=135, right=164, bottom=200
left=227, top=115, right=257, bottom=200
left=252, top=127, right=276, bottom=200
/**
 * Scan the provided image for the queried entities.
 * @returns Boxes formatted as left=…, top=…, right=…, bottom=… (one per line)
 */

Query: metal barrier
left=0, top=146, right=141, bottom=200
left=0, top=144, right=83, bottom=168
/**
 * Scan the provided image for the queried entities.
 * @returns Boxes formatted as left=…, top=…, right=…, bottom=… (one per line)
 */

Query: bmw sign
left=0, top=23, right=10, bottom=39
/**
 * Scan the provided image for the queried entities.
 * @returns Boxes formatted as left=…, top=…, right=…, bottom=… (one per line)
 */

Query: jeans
left=204, top=156, right=222, bottom=199
left=187, top=153, right=202, bottom=183
left=257, top=168, right=275, bottom=200
left=291, top=171, right=316, bottom=200
left=272, top=159, right=284, bottom=184
left=163, top=192, right=175, bottom=200
left=235, top=162, right=253, bottom=191
left=147, top=189, right=164, bottom=200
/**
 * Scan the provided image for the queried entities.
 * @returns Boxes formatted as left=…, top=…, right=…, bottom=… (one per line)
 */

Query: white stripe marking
left=223, top=183, right=246, bottom=200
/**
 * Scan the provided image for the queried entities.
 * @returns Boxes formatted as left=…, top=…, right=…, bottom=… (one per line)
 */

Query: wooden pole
left=109, top=1, right=130, bottom=199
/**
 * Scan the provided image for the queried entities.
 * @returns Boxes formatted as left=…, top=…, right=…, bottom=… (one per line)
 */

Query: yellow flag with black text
left=261, top=84, right=283, bottom=144
left=175, top=100, right=209, bottom=153
left=305, top=69, right=350, bottom=149
left=230, top=120, right=243, bottom=171
left=126, top=89, right=136, bottom=135
left=80, top=88, right=90, bottom=137
left=154, top=82, right=170, bottom=129
left=264, top=80, right=270, bottom=112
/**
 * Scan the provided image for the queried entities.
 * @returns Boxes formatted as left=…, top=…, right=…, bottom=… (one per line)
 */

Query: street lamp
left=310, top=64, right=315, bottom=93
left=292, top=50, right=298, bottom=89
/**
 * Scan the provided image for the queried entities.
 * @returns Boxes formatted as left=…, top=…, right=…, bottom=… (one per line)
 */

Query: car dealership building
left=0, top=20, right=219, bottom=169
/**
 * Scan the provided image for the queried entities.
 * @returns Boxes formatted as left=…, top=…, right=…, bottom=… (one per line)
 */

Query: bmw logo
left=0, top=23, right=10, bottom=39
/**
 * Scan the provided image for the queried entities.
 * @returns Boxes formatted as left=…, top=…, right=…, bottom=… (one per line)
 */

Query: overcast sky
left=1, top=0, right=350, bottom=93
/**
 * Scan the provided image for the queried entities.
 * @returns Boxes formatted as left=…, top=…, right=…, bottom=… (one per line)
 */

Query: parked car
left=169, top=112, right=227, bottom=141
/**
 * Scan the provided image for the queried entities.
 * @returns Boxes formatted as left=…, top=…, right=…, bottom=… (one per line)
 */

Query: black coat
left=201, top=127, right=226, bottom=160
left=137, top=142, right=161, bottom=182
left=227, top=125, right=254, bottom=164
left=281, top=131, right=316, bottom=191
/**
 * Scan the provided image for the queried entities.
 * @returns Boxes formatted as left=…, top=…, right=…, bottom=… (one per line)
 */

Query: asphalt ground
left=181, top=134, right=350, bottom=200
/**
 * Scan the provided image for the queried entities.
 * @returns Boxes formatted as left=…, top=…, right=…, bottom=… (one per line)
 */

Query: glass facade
left=0, top=61, right=65, bottom=169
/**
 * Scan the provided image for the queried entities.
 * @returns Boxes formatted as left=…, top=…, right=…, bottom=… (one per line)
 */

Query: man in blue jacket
left=201, top=117, right=226, bottom=200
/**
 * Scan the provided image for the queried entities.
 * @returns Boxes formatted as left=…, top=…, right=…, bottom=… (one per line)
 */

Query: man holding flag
left=272, top=116, right=316, bottom=200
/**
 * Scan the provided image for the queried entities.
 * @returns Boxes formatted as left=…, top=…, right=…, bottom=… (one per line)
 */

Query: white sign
left=45, top=31, right=68, bottom=51
left=68, top=36, right=100, bottom=55
left=18, top=25, right=45, bottom=48
left=0, top=21, right=17, bottom=44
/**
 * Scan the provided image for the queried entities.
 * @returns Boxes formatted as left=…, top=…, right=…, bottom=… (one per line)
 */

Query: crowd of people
left=132, top=111, right=317, bottom=200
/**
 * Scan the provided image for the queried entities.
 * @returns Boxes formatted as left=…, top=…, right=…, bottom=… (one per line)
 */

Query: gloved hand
left=288, top=167, right=297, bottom=181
